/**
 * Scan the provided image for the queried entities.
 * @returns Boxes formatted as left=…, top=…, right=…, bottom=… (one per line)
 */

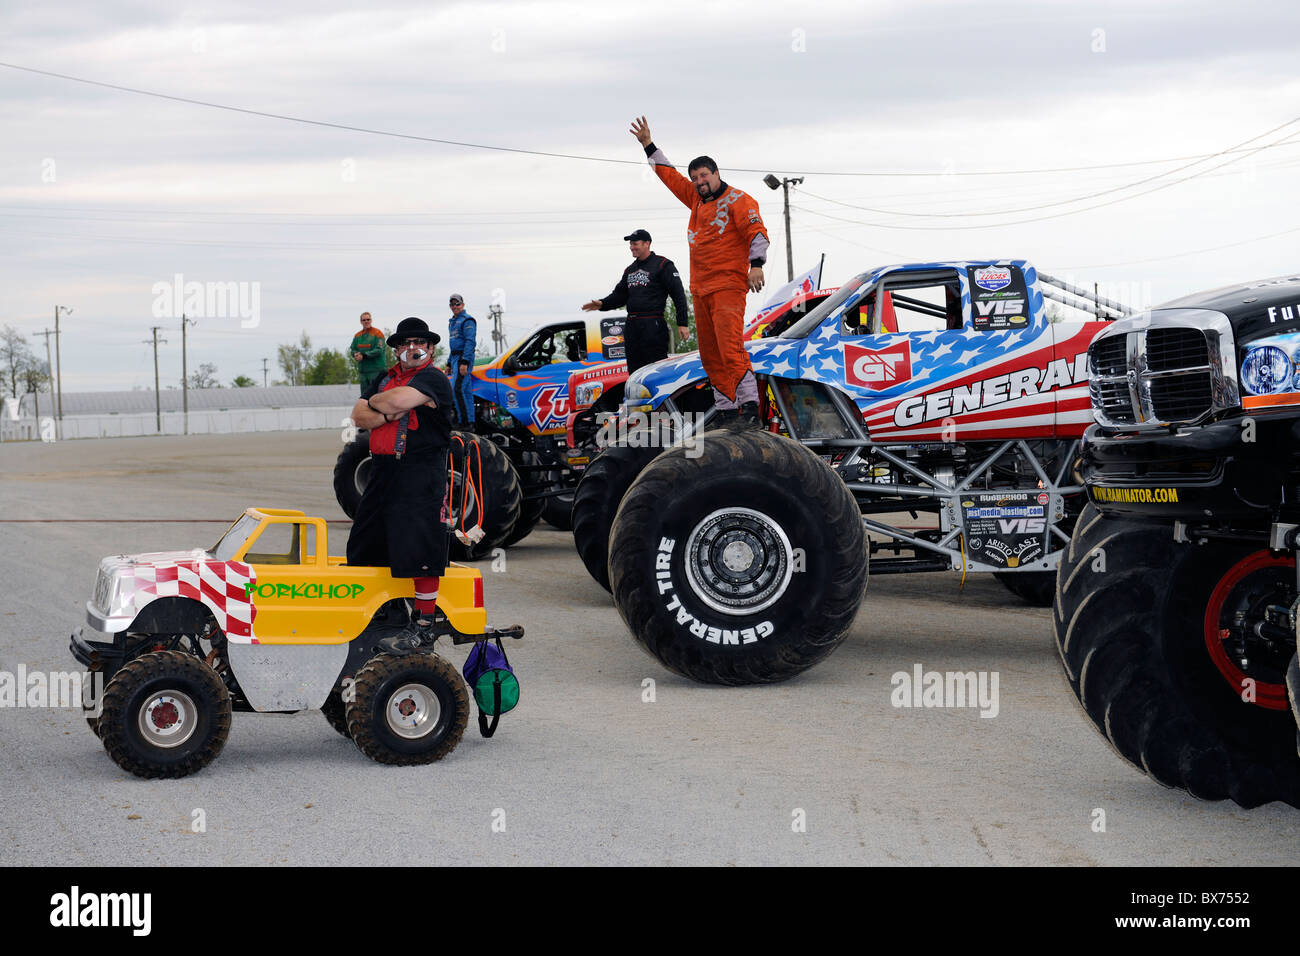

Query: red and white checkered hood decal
left=106, top=550, right=258, bottom=643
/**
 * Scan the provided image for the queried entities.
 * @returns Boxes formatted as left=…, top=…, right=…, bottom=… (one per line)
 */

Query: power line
left=795, top=124, right=1300, bottom=219
left=5, top=59, right=1299, bottom=179
left=787, top=122, right=1299, bottom=232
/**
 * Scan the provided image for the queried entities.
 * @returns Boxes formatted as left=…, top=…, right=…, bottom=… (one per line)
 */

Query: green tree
left=231, top=375, right=257, bottom=388
left=666, top=299, right=698, bottom=354
left=277, top=331, right=313, bottom=386
left=305, top=348, right=359, bottom=386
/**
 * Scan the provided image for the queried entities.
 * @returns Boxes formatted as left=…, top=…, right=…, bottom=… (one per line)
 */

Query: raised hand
left=629, top=116, right=652, bottom=147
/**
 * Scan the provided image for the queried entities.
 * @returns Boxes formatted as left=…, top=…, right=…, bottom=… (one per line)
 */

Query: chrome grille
left=1089, top=310, right=1238, bottom=428
left=93, top=568, right=113, bottom=612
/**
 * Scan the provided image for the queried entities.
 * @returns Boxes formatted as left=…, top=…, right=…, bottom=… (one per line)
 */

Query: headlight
left=574, top=382, right=603, bottom=408
left=622, top=381, right=653, bottom=413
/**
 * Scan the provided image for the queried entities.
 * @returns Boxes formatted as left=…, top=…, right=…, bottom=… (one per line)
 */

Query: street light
left=764, top=174, right=804, bottom=282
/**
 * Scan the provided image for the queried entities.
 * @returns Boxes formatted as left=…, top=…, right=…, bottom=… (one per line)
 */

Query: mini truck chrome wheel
left=684, top=507, right=794, bottom=615
left=347, top=652, right=470, bottom=765
left=386, top=682, right=442, bottom=740
left=137, top=689, right=199, bottom=749
left=96, top=649, right=232, bottom=779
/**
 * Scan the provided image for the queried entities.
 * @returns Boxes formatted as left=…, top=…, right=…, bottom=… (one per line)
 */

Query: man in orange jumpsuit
left=631, top=116, right=770, bottom=425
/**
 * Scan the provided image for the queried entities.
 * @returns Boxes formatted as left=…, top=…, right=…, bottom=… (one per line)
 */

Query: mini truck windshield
left=780, top=275, right=870, bottom=339
left=210, top=513, right=262, bottom=561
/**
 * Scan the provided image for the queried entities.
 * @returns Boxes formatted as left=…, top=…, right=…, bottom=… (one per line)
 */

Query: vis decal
left=656, top=537, right=773, bottom=645
left=893, top=354, right=1088, bottom=427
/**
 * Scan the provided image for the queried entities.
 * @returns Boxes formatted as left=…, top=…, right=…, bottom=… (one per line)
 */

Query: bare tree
left=0, top=325, right=35, bottom=398
left=188, top=362, right=221, bottom=389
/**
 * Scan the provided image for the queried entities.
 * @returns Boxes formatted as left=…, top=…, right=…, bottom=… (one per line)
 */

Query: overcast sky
left=2, top=0, right=1299, bottom=391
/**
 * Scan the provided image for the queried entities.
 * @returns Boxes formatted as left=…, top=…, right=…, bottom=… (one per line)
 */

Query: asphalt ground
left=1, top=429, right=1297, bottom=866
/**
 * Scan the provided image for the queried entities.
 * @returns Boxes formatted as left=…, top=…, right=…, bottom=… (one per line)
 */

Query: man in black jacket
left=582, top=229, right=690, bottom=374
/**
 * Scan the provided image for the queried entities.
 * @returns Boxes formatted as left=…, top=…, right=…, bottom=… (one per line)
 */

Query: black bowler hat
left=623, top=229, right=652, bottom=242
left=387, top=316, right=441, bottom=348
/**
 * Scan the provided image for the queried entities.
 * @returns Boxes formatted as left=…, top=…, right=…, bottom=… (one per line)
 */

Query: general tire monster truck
left=575, top=260, right=1123, bottom=684
left=334, top=317, right=627, bottom=551
left=1055, top=274, right=1300, bottom=809
left=71, top=508, right=522, bottom=778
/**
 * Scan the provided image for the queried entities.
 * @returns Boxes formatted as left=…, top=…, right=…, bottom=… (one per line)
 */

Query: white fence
left=1, top=406, right=353, bottom=442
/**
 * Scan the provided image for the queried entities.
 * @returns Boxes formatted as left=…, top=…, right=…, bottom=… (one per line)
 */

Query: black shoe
left=737, top=402, right=761, bottom=427
left=378, top=632, right=423, bottom=656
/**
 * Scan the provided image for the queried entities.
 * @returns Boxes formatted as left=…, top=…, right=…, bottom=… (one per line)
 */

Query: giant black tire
left=994, top=571, right=1057, bottom=607
left=571, top=442, right=664, bottom=592
left=335, top=430, right=522, bottom=560
left=97, top=650, right=232, bottom=779
left=346, top=652, right=469, bottom=765
left=447, top=431, right=522, bottom=560
left=499, top=448, right=545, bottom=548
left=333, top=431, right=371, bottom=519
left=609, top=430, right=868, bottom=685
left=541, top=489, right=574, bottom=531
left=1054, top=504, right=1300, bottom=808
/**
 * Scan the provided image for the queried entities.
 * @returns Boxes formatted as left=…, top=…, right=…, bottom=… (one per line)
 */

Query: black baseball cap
left=623, top=229, right=652, bottom=242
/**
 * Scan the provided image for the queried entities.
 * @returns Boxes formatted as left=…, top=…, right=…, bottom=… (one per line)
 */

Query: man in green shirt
left=350, top=312, right=388, bottom=394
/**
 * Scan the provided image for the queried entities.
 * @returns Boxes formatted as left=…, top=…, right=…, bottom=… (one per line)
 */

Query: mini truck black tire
left=609, top=430, right=868, bottom=685
left=321, top=687, right=351, bottom=738
left=1054, top=504, right=1300, bottom=808
left=346, top=652, right=469, bottom=765
left=97, top=649, right=232, bottom=779
left=572, top=442, right=665, bottom=592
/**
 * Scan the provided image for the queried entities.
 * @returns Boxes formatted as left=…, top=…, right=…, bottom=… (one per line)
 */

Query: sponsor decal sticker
left=893, top=353, right=1089, bottom=426
left=1092, top=486, right=1180, bottom=504
left=973, top=266, right=1012, bottom=292
left=845, top=340, right=913, bottom=391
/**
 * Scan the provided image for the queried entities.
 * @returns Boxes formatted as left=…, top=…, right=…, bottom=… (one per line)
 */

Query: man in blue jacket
left=446, top=294, right=477, bottom=426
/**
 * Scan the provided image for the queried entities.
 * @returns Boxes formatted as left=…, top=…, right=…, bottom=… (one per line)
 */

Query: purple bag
left=463, top=638, right=518, bottom=738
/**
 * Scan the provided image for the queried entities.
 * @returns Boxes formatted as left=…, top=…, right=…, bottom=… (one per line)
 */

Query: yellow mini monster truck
left=71, top=507, right=522, bottom=778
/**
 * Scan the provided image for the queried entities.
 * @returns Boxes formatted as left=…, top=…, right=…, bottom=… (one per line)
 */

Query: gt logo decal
left=845, top=341, right=912, bottom=391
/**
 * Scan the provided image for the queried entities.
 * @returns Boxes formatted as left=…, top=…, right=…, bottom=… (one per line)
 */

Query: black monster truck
left=1056, top=274, right=1300, bottom=808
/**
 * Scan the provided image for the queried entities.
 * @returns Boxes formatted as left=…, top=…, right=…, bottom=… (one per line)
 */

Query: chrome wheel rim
left=386, top=682, right=441, bottom=739
left=138, top=690, right=198, bottom=749
left=683, top=507, right=794, bottom=616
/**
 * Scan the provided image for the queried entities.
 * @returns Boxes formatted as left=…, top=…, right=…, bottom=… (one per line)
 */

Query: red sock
left=413, top=576, right=440, bottom=620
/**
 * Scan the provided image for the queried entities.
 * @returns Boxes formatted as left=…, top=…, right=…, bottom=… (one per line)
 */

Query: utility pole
left=488, top=304, right=505, bottom=355
left=145, top=327, right=167, bottom=433
left=762, top=175, right=804, bottom=282
left=54, top=305, right=72, bottom=428
left=33, top=328, right=55, bottom=412
left=261, top=357, right=269, bottom=388
left=180, top=314, right=196, bottom=435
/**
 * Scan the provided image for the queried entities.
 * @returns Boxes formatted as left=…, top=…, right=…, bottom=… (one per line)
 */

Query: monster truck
left=574, top=260, right=1125, bottom=684
left=71, top=507, right=522, bottom=777
left=564, top=287, right=838, bottom=477
left=1055, top=274, right=1300, bottom=808
left=334, top=317, right=626, bottom=551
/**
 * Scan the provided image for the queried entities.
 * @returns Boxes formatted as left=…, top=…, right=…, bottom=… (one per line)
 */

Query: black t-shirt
left=362, top=364, right=455, bottom=457
left=601, top=254, right=689, bottom=320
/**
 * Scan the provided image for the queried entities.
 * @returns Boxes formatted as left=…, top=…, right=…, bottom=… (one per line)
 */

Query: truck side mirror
left=502, top=355, right=519, bottom=376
